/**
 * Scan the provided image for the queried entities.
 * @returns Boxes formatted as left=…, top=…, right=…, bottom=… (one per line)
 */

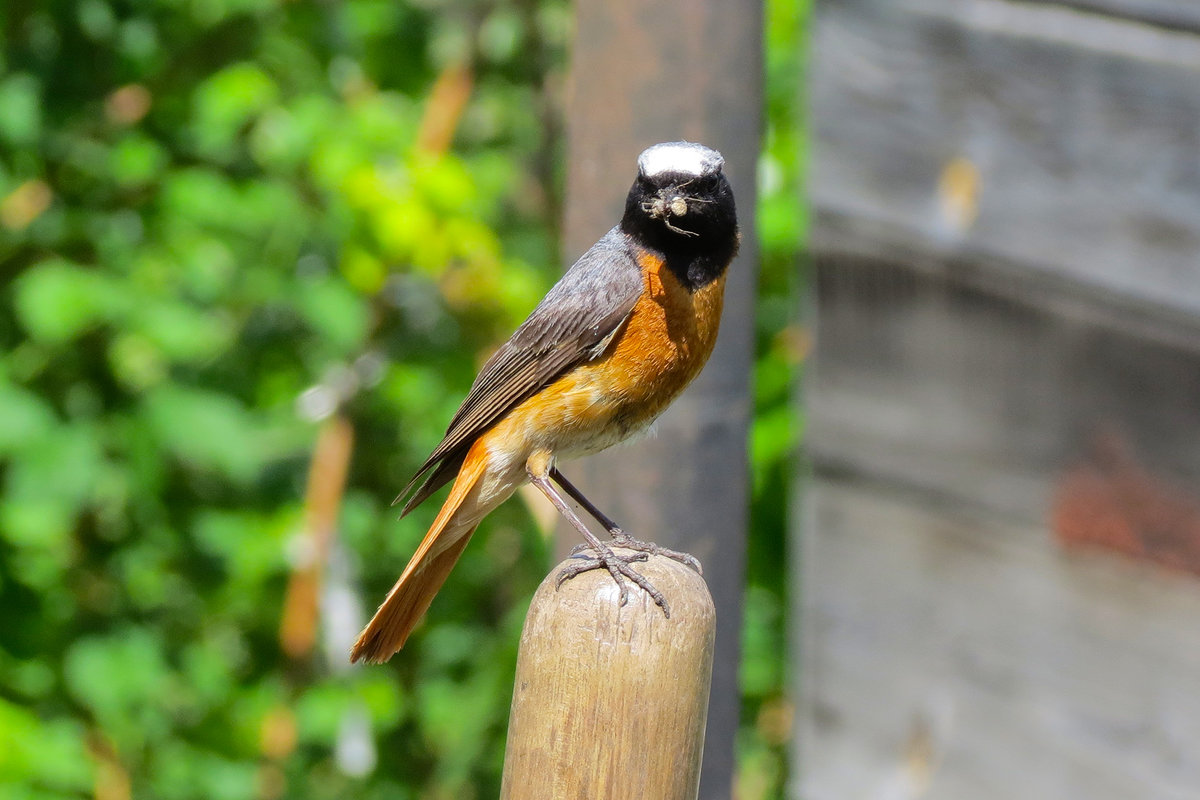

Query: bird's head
left=622, top=142, right=738, bottom=247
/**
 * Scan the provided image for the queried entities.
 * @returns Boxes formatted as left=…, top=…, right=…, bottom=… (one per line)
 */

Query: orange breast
left=487, top=250, right=727, bottom=460
left=591, top=251, right=726, bottom=419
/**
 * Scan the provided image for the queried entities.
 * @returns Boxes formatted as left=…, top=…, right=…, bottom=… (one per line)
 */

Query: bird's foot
left=558, top=543, right=670, bottom=617
left=613, top=533, right=703, bottom=575
left=582, top=532, right=703, bottom=575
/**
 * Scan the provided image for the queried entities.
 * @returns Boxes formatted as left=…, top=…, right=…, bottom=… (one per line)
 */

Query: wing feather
left=395, top=228, right=644, bottom=512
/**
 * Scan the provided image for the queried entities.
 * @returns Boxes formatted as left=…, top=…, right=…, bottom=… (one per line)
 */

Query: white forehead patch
left=637, top=142, right=724, bottom=179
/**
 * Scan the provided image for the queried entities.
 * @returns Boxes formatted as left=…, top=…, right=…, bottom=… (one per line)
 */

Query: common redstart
left=351, top=141, right=739, bottom=663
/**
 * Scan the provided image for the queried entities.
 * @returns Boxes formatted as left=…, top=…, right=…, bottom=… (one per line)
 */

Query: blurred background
left=14, top=0, right=1196, bottom=797
left=801, top=1, right=1200, bottom=798
left=0, top=0, right=801, bottom=799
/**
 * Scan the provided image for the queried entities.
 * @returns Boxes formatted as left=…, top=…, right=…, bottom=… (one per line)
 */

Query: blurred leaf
left=63, top=629, right=170, bottom=749
left=181, top=639, right=239, bottom=710
left=192, top=63, right=279, bottom=158
left=357, top=673, right=406, bottom=730
left=117, top=541, right=180, bottom=611
left=0, top=657, right=56, bottom=700
left=0, top=382, right=56, bottom=454
left=161, top=236, right=237, bottom=302
left=296, top=682, right=352, bottom=746
left=151, top=741, right=257, bottom=800
left=295, top=275, right=371, bottom=353
left=77, top=0, right=117, bottom=41
left=4, top=423, right=104, bottom=511
left=412, top=156, right=476, bottom=215
left=132, top=302, right=234, bottom=364
left=0, top=74, right=41, bottom=146
left=0, top=699, right=93, bottom=791
left=339, top=245, right=387, bottom=294
left=108, top=332, right=169, bottom=390
left=479, top=8, right=523, bottom=63
left=109, top=134, right=168, bottom=187
left=117, top=18, right=159, bottom=62
left=192, top=508, right=290, bottom=585
left=1, top=423, right=105, bottom=558
left=143, top=386, right=265, bottom=482
left=14, top=259, right=128, bottom=343
left=249, top=104, right=317, bottom=170
left=160, top=169, right=302, bottom=238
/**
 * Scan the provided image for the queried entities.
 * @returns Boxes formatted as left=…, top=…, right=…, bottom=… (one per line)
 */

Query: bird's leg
left=550, top=466, right=702, bottom=575
left=549, top=466, right=623, bottom=534
left=526, top=459, right=670, bottom=616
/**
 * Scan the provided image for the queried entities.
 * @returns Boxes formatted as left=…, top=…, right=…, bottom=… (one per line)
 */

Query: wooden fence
left=800, top=0, right=1200, bottom=797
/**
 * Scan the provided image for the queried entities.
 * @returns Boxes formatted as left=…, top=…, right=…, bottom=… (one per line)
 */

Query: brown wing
left=396, top=227, right=644, bottom=515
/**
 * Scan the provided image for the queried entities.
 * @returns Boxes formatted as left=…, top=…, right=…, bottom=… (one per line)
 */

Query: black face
left=620, top=167, right=739, bottom=291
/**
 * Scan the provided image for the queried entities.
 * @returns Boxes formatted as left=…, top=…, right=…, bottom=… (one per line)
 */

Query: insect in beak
left=642, top=193, right=698, bottom=237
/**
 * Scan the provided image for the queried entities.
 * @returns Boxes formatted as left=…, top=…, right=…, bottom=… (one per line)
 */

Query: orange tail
left=351, top=441, right=492, bottom=663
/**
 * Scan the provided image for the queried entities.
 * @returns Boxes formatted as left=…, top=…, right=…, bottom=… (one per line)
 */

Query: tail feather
left=351, top=442, right=491, bottom=663
left=396, top=449, right=467, bottom=517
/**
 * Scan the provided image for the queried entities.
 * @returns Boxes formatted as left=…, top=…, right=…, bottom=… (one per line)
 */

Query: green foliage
left=1, top=0, right=563, bottom=796
left=0, top=698, right=94, bottom=793
left=0, top=0, right=802, bottom=797
left=739, top=0, right=809, bottom=796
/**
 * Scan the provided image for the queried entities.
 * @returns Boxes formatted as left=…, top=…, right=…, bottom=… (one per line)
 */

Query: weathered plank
left=1027, top=0, right=1200, bottom=33
left=808, top=254, right=1200, bottom=523
left=802, top=249, right=1200, bottom=796
left=803, top=0, right=1200, bottom=795
left=811, top=0, right=1200, bottom=317
left=799, top=478, right=1200, bottom=800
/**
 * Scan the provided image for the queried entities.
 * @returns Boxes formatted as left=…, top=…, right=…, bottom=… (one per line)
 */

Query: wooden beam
left=802, top=0, right=1200, bottom=794
left=811, top=0, right=1200, bottom=317
left=799, top=478, right=1200, bottom=799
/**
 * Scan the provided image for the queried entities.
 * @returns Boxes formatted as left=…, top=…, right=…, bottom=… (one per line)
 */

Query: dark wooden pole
left=500, top=552, right=716, bottom=799
left=561, top=2, right=761, bottom=796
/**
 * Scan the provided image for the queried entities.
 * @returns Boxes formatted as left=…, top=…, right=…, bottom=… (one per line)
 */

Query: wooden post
left=561, top=2, right=762, bottom=794
left=500, top=551, right=716, bottom=800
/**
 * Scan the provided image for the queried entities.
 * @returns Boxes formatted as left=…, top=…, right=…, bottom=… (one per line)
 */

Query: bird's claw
left=557, top=545, right=670, bottom=617
left=611, top=534, right=703, bottom=575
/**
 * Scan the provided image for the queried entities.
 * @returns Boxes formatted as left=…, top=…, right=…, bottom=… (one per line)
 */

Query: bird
left=351, top=141, right=739, bottom=664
